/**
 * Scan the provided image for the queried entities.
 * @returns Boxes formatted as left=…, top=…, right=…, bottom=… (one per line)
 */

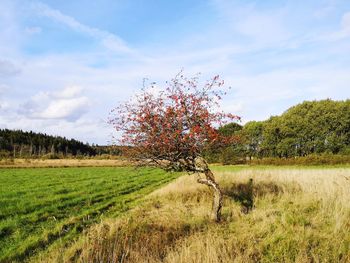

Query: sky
left=0, top=0, right=350, bottom=145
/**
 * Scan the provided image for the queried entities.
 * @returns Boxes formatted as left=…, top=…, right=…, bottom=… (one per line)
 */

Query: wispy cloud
left=325, top=11, right=350, bottom=41
left=235, top=12, right=290, bottom=45
left=31, top=2, right=133, bottom=54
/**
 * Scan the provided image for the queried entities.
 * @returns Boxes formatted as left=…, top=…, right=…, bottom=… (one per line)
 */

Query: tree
left=242, top=121, right=263, bottom=159
left=110, top=73, right=239, bottom=221
left=202, top=123, right=243, bottom=164
left=218, top=122, right=242, bottom=136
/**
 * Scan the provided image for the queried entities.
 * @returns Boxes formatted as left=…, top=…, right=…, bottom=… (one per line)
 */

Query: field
left=39, top=166, right=350, bottom=263
left=0, top=167, right=179, bottom=262
left=1, top=165, right=350, bottom=263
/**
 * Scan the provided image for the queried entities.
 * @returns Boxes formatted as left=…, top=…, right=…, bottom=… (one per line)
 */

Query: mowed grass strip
left=0, top=167, right=179, bottom=262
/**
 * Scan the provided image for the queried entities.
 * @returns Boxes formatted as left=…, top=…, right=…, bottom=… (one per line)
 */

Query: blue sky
left=0, top=0, right=350, bottom=144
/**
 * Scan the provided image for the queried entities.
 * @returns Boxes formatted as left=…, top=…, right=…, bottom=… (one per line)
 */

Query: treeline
left=2, top=99, right=349, bottom=163
left=205, top=99, right=350, bottom=164
left=93, top=145, right=125, bottom=157
left=0, top=129, right=96, bottom=158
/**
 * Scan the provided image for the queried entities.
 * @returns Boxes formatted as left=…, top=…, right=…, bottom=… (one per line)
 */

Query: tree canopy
left=110, top=73, right=239, bottom=172
left=209, top=99, right=350, bottom=162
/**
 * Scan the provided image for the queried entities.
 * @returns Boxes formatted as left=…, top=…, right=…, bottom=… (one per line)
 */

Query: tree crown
left=110, top=73, right=239, bottom=171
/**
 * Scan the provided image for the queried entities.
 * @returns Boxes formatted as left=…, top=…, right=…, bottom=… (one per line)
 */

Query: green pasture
left=0, top=167, right=179, bottom=262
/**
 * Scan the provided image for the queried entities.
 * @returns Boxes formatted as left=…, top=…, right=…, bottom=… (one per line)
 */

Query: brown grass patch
left=0, top=158, right=129, bottom=168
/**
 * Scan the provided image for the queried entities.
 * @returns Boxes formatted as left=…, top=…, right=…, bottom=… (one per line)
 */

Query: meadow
left=40, top=165, right=350, bottom=263
left=0, top=167, right=179, bottom=262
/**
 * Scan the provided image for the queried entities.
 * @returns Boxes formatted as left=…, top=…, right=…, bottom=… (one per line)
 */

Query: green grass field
left=0, top=167, right=179, bottom=262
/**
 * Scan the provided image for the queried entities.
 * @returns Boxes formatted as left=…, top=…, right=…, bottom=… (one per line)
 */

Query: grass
left=0, top=167, right=180, bottom=262
left=46, top=166, right=350, bottom=262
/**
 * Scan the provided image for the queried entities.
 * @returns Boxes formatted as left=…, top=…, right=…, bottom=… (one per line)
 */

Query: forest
left=205, top=99, right=350, bottom=163
left=0, top=129, right=96, bottom=158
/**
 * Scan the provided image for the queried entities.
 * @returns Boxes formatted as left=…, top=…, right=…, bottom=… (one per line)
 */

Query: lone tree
left=110, top=73, right=239, bottom=221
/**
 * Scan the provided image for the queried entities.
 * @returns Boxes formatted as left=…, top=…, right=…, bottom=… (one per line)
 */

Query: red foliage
left=109, top=72, right=240, bottom=171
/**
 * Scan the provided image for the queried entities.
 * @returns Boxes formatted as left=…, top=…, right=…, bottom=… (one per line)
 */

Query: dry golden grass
left=0, top=158, right=129, bottom=168
left=38, top=167, right=350, bottom=263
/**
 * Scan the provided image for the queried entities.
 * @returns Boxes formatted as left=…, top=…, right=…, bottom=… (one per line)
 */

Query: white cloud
left=36, top=97, right=89, bottom=120
left=19, top=86, right=90, bottom=121
left=53, top=85, right=83, bottom=99
left=31, top=2, right=132, bottom=54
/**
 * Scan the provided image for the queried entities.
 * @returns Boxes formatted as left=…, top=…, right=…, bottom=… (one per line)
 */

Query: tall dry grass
left=37, top=167, right=350, bottom=263
left=0, top=158, right=128, bottom=168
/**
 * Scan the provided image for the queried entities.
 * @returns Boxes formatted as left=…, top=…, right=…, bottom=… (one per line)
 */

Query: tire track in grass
left=0, top=168, right=151, bottom=218
left=0, top=182, right=120, bottom=219
left=1, top=183, right=132, bottom=244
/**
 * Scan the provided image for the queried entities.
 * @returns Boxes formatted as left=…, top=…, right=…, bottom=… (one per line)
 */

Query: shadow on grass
left=72, top=213, right=209, bottom=263
left=224, top=179, right=285, bottom=214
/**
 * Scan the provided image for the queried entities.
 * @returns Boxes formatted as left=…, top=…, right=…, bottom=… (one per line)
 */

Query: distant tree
left=218, top=122, right=242, bottom=136
left=214, top=123, right=243, bottom=164
left=242, top=121, right=264, bottom=159
left=110, top=73, right=239, bottom=221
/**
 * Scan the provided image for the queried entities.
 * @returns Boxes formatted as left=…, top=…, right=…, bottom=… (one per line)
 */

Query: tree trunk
left=13, top=144, right=16, bottom=158
left=197, top=169, right=223, bottom=222
left=29, top=142, right=33, bottom=157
